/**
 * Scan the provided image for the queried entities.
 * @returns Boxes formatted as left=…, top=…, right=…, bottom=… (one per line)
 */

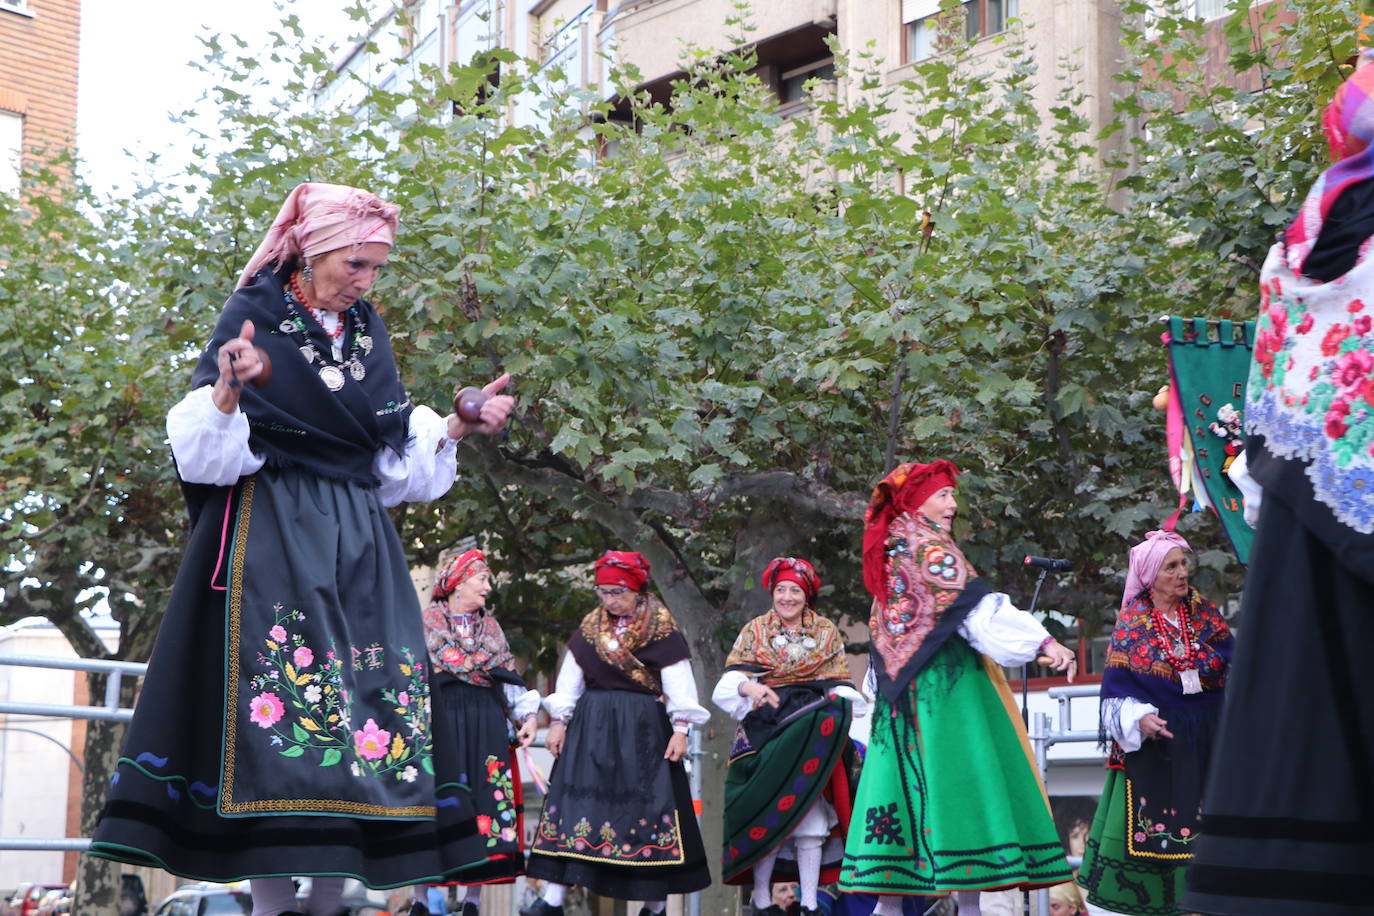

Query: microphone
left=1024, top=556, right=1073, bottom=572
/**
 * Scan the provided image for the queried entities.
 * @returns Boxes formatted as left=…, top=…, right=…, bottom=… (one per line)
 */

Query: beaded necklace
left=280, top=278, right=374, bottom=392
left=1148, top=598, right=1203, bottom=693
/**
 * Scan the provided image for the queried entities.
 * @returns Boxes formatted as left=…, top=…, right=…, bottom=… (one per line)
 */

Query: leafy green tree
left=1, top=2, right=1366, bottom=912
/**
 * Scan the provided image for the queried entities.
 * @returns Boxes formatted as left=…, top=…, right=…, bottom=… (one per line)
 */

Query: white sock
left=307, top=876, right=345, bottom=916
left=249, top=877, right=298, bottom=916
left=412, top=886, right=432, bottom=909
left=872, top=895, right=903, bottom=916
left=542, top=884, right=566, bottom=907
left=643, top=903, right=666, bottom=914
left=795, top=837, right=823, bottom=910
left=464, top=885, right=483, bottom=905
left=752, top=846, right=780, bottom=909
left=954, top=891, right=981, bottom=915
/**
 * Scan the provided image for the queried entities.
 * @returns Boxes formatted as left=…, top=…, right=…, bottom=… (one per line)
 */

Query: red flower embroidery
left=1356, top=314, right=1373, bottom=336
left=778, top=794, right=797, bottom=811
left=801, top=758, right=820, bottom=775
left=748, top=826, right=768, bottom=841
left=1335, top=349, right=1373, bottom=393
left=1326, top=400, right=1351, bottom=439
left=819, top=717, right=836, bottom=737
left=1350, top=299, right=1366, bottom=313
left=1297, top=313, right=1315, bottom=334
left=476, top=815, right=493, bottom=836
left=1322, top=325, right=1351, bottom=357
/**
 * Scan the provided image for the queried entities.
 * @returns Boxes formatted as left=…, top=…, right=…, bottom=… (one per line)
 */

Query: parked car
left=4, top=884, right=66, bottom=916
left=151, top=883, right=252, bottom=916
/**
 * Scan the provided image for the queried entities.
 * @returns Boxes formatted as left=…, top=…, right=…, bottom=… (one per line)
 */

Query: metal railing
left=0, top=653, right=147, bottom=852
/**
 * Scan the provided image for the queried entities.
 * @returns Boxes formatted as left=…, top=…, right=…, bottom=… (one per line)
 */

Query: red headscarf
left=861, top=460, right=960, bottom=606
left=761, top=556, right=822, bottom=608
left=594, top=551, right=651, bottom=592
left=431, top=549, right=489, bottom=601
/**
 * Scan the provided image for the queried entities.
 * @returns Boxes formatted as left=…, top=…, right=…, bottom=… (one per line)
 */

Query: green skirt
left=838, top=639, right=1071, bottom=896
left=1078, top=768, right=1186, bottom=916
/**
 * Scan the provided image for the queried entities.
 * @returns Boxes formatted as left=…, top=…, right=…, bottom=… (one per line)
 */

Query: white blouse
left=503, top=683, right=542, bottom=722
left=541, top=651, right=711, bottom=734
left=710, top=671, right=869, bottom=723
left=166, top=385, right=459, bottom=507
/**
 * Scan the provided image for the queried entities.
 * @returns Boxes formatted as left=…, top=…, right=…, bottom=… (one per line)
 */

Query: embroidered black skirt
left=89, top=468, right=488, bottom=887
left=430, top=675, right=525, bottom=884
left=1183, top=491, right=1374, bottom=915
left=525, top=688, right=711, bottom=899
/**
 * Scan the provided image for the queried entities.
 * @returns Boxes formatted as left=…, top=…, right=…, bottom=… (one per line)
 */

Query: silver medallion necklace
left=280, top=287, right=373, bottom=392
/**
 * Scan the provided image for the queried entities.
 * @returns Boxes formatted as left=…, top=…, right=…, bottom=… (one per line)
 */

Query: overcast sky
left=77, top=0, right=360, bottom=196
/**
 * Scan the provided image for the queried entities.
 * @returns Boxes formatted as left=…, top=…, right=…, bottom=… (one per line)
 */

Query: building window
left=963, top=0, right=1018, bottom=41
left=1193, top=0, right=1229, bottom=20
left=0, top=0, right=34, bottom=17
left=0, top=110, right=21, bottom=196
left=779, top=59, right=835, bottom=107
left=903, top=0, right=1017, bottom=63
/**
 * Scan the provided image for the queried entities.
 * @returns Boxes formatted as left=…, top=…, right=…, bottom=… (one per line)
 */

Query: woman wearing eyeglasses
left=521, top=551, right=712, bottom=916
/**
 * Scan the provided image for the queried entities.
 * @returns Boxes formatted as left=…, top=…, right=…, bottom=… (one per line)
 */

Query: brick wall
left=0, top=0, right=80, bottom=178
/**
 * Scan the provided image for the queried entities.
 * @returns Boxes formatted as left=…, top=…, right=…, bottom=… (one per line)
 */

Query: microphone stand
left=1022, top=565, right=1051, bottom=725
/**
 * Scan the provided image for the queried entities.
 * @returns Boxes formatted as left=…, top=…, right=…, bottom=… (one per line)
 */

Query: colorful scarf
left=724, top=609, right=851, bottom=686
left=868, top=511, right=990, bottom=705
left=576, top=595, right=682, bottom=694
left=1284, top=65, right=1374, bottom=275
left=431, top=549, right=489, bottom=601
left=761, top=556, right=822, bottom=608
left=237, top=182, right=399, bottom=289
left=422, top=603, right=515, bottom=688
left=861, top=460, right=960, bottom=607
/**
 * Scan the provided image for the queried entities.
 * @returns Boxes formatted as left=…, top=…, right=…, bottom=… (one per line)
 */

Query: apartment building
left=0, top=0, right=79, bottom=195
left=319, top=1, right=1258, bottom=146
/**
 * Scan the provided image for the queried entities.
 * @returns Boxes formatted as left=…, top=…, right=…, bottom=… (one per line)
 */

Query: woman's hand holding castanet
left=212, top=319, right=270, bottom=413
left=1140, top=713, right=1174, bottom=741
left=739, top=679, right=780, bottom=709
left=546, top=720, right=566, bottom=758
left=1037, top=640, right=1078, bottom=683
left=664, top=732, right=688, bottom=761
left=446, top=373, right=515, bottom=440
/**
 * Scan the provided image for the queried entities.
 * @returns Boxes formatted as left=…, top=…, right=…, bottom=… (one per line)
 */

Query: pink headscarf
left=1121, top=530, right=1191, bottom=611
left=236, top=182, right=400, bottom=289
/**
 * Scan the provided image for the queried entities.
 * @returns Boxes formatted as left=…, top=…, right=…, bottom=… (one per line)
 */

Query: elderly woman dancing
left=1077, top=530, right=1232, bottom=916
left=837, top=460, right=1078, bottom=916
left=522, top=551, right=712, bottom=916
left=408, top=548, right=542, bottom=916
left=1181, top=57, right=1374, bottom=916
left=713, top=557, right=866, bottom=916
left=89, top=182, right=514, bottom=916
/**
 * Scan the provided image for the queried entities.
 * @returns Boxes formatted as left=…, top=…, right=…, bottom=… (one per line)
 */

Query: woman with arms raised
left=89, top=182, right=513, bottom=916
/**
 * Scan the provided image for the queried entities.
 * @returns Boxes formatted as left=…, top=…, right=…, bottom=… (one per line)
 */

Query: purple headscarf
left=1121, top=530, right=1191, bottom=611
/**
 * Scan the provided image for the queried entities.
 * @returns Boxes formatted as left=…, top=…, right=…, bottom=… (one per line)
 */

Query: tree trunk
left=71, top=712, right=129, bottom=916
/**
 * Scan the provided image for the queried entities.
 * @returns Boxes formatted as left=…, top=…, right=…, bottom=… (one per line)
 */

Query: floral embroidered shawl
left=868, top=512, right=992, bottom=705
left=723, top=610, right=852, bottom=686
left=1099, top=586, right=1233, bottom=756
left=569, top=595, right=689, bottom=695
left=422, top=601, right=515, bottom=688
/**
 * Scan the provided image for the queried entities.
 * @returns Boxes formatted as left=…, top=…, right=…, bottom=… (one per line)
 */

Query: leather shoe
left=461, top=902, right=479, bottom=916
left=405, top=901, right=432, bottom=916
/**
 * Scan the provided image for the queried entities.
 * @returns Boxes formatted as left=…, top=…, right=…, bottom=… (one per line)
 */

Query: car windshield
left=199, top=894, right=252, bottom=916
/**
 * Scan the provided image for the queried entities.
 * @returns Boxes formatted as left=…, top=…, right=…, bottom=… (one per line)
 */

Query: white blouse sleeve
left=711, top=670, right=754, bottom=721
left=958, top=591, right=1051, bottom=667
left=830, top=684, right=870, bottom=719
left=503, top=683, right=541, bottom=721
left=166, top=385, right=265, bottom=485
left=542, top=652, right=585, bottom=723
left=1107, top=697, right=1160, bottom=754
left=375, top=405, right=459, bottom=507
left=661, top=659, right=711, bottom=732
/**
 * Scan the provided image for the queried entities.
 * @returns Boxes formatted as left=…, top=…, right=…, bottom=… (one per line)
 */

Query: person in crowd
left=406, top=549, right=541, bottom=916
left=521, top=551, right=712, bottom=916
left=713, top=557, right=867, bottom=916
left=89, top=182, right=514, bottom=916
left=837, top=460, right=1078, bottom=916
left=1049, top=882, right=1088, bottom=916
left=1077, top=531, right=1231, bottom=915
left=1181, top=56, right=1374, bottom=916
